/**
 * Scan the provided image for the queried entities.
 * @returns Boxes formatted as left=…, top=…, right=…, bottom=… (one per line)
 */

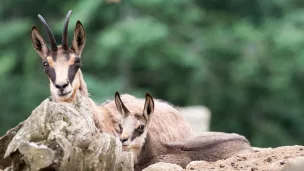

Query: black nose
left=55, top=83, right=69, bottom=90
left=120, top=138, right=128, bottom=143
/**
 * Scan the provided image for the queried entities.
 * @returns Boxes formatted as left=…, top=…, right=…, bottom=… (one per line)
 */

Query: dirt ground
left=185, top=146, right=304, bottom=171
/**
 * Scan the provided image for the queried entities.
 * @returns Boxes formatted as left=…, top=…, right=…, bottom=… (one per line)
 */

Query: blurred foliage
left=0, top=0, right=304, bottom=147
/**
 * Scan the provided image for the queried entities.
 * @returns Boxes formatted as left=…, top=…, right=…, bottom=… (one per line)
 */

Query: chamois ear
left=115, top=92, right=130, bottom=116
left=143, top=93, right=154, bottom=121
left=31, top=26, right=50, bottom=59
left=71, top=21, right=86, bottom=56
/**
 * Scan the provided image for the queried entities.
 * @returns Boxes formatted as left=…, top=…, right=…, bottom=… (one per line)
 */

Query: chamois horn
left=62, top=10, right=72, bottom=50
left=37, top=14, right=58, bottom=51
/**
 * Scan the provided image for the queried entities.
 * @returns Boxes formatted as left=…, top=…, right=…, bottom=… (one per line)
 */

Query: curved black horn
left=62, top=10, right=72, bottom=50
left=37, top=14, right=58, bottom=51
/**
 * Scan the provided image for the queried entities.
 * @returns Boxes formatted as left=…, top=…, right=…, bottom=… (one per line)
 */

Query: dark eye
left=74, top=57, right=81, bottom=64
left=42, top=61, right=49, bottom=67
left=137, top=125, right=145, bottom=133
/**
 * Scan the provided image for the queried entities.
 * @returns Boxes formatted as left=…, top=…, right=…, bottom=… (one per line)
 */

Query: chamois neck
left=136, top=132, right=167, bottom=165
left=77, top=69, right=88, bottom=97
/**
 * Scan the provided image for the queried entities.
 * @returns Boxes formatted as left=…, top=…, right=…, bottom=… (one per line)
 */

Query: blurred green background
left=1, top=0, right=304, bottom=147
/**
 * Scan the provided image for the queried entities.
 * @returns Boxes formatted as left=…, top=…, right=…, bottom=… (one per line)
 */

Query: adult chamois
left=31, top=10, right=87, bottom=103
left=115, top=92, right=253, bottom=171
left=31, top=10, right=119, bottom=135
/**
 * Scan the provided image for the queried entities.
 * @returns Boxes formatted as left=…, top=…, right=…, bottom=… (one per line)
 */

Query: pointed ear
left=71, top=21, right=86, bottom=56
left=31, top=26, right=50, bottom=59
left=115, top=92, right=130, bottom=116
left=143, top=93, right=154, bottom=121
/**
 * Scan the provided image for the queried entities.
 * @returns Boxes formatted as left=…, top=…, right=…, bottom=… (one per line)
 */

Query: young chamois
left=31, top=10, right=119, bottom=135
left=98, top=92, right=195, bottom=151
left=115, top=93, right=253, bottom=171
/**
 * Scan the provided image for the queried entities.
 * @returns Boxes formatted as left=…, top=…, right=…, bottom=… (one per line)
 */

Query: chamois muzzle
left=120, top=137, right=128, bottom=143
left=55, top=82, right=69, bottom=90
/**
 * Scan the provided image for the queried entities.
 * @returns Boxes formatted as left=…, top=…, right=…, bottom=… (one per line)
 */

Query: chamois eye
left=137, top=125, right=145, bottom=133
left=42, top=61, right=49, bottom=67
left=74, top=57, right=81, bottom=64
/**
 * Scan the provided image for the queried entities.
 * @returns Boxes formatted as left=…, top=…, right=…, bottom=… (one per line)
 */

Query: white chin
left=58, top=91, right=72, bottom=97
left=54, top=91, right=72, bottom=100
left=122, top=145, right=130, bottom=151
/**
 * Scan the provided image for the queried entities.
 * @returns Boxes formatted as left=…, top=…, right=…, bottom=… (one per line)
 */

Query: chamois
left=115, top=93, right=253, bottom=171
left=31, top=10, right=87, bottom=103
left=31, top=11, right=119, bottom=135
left=97, top=92, right=195, bottom=149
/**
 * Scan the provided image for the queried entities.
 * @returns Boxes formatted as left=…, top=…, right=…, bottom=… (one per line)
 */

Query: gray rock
left=143, top=162, right=183, bottom=171
left=281, top=156, right=304, bottom=171
left=1, top=92, right=134, bottom=171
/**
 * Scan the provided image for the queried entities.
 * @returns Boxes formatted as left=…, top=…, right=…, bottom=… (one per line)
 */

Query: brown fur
left=98, top=94, right=195, bottom=142
left=135, top=132, right=253, bottom=171
left=96, top=105, right=122, bottom=136
left=114, top=94, right=252, bottom=171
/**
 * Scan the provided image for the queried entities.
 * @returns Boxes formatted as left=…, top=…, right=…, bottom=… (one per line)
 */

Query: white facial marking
left=120, top=115, right=148, bottom=164
left=49, top=56, right=80, bottom=102
left=120, top=117, right=136, bottom=146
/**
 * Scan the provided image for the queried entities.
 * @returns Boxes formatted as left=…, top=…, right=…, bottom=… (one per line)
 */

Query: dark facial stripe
left=68, top=63, right=80, bottom=83
left=45, top=67, right=56, bottom=83
left=44, top=53, right=57, bottom=83
left=130, top=127, right=144, bottom=141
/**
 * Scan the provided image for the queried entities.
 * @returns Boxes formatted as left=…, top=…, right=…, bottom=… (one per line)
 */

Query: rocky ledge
left=144, top=145, right=304, bottom=171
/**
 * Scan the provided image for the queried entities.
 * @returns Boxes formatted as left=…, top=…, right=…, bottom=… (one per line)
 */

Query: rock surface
left=185, top=145, right=304, bottom=171
left=143, top=162, right=183, bottom=171
left=281, top=156, right=304, bottom=171
left=0, top=122, right=23, bottom=169
left=0, top=93, right=134, bottom=171
left=141, top=145, right=304, bottom=171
